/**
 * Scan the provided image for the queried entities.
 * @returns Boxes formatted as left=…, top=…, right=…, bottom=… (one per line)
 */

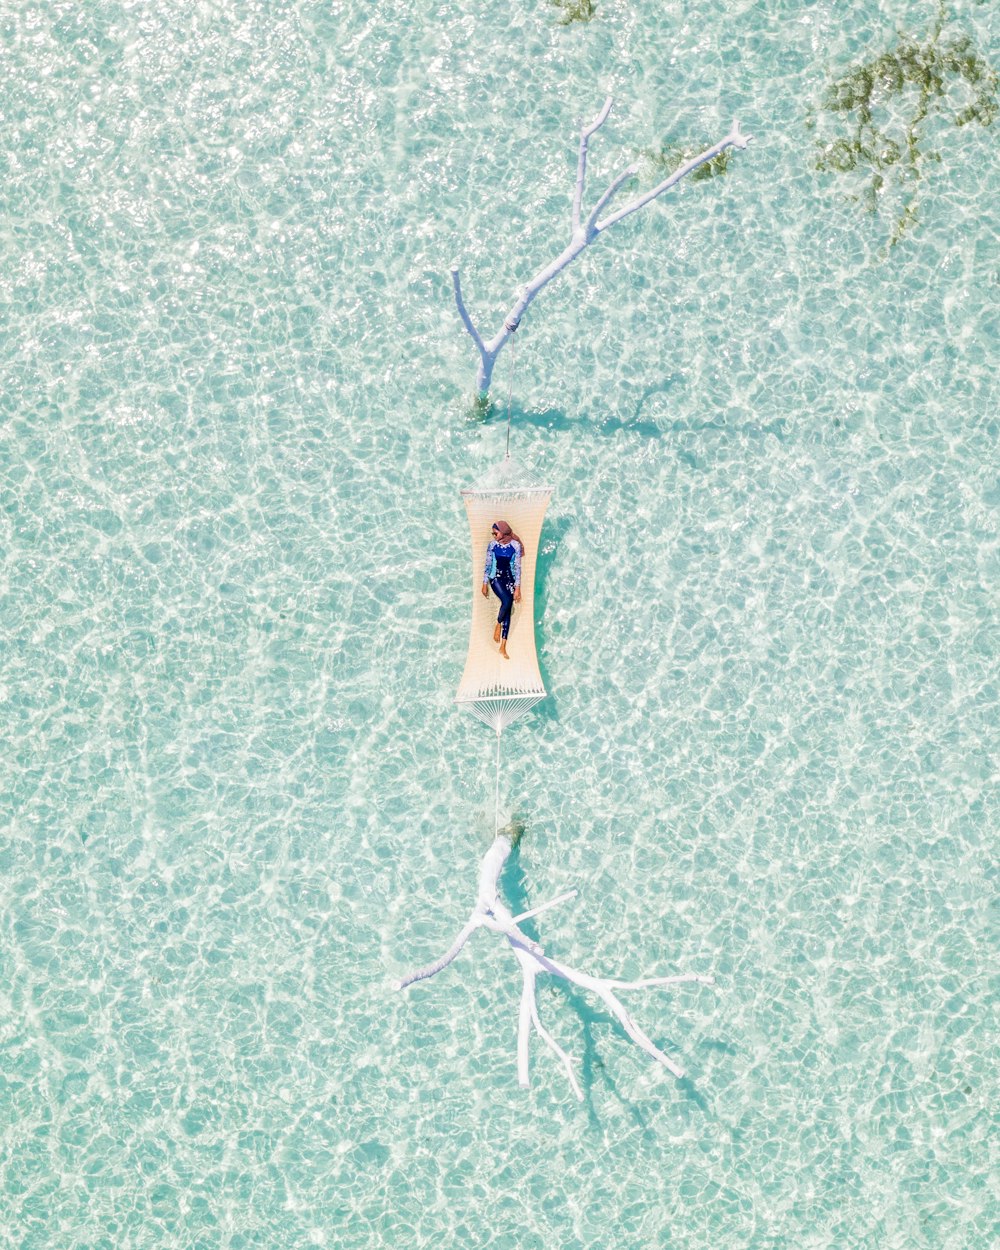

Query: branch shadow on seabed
left=472, top=397, right=671, bottom=441
left=499, top=828, right=710, bottom=1133
left=471, top=384, right=790, bottom=446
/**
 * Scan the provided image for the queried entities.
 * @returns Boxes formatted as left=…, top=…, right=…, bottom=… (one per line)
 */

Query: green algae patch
left=814, top=5, right=997, bottom=246
left=499, top=816, right=528, bottom=848
left=467, top=393, right=495, bottom=424
left=640, top=144, right=732, bottom=184
left=552, top=0, right=597, bottom=25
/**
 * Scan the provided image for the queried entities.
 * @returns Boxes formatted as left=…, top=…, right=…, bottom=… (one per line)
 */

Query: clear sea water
left=1, top=1, right=997, bottom=1247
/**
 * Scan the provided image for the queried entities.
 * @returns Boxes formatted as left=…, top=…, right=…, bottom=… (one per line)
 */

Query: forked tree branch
left=452, top=102, right=753, bottom=396
left=597, top=119, right=751, bottom=232
left=398, top=835, right=715, bottom=1101
left=586, top=162, right=640, bottom=237
left=450, top=266, right=485, bottom=356
left=573, top=96, right=614, bottom=233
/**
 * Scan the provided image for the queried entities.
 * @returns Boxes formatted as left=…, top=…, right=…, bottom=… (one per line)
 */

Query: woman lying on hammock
left=481, top=520, right=523, bottom=660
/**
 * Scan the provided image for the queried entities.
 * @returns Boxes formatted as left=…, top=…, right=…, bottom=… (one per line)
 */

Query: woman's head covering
left=491, top=519, right=525, bottom=559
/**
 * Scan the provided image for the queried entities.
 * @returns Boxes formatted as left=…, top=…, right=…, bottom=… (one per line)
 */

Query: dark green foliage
left=467, top=393, right=494, bottom=423
left=815, top=3, right=997, bottom=246
left=691, top=149, right=731, bottom=182
left=552, top=0, right=597, bottom=25
left=500, top=816, right=527, bottom=848
left=640, top=144, right=731, bottom=184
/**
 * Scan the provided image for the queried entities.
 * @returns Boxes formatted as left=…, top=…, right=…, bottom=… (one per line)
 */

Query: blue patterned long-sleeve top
left=483, top=539, right=522, bottom=588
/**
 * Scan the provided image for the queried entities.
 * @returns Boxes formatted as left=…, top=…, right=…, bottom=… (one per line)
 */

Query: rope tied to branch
left=504, top=318, right=519, bottom=459
left=494, top=727, right=502, bottom=837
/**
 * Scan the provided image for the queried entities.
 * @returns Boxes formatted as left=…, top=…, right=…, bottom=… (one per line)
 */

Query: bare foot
left=493, top=623, right=502, bottom=643
left=499, top=642, right=509, bottom=659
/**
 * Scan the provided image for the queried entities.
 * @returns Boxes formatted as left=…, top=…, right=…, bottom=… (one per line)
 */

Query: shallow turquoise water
left=1, top=1, right=998, bottom=1247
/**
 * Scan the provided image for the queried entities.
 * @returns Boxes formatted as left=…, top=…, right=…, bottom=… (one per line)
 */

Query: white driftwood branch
left=517, top=962, right=534, bottom=1087
left=511, top=888, right=578, bottom=925
left=573, top=96, right=613, bottom=233
left=397, top=835, right=715, bottom=1101
left=395, top=916, right=482, bottom=991
left=450, top=265, right=485, bottom=356
left=610, top=973, right=715, bottom=990
left=516, top=946, right=583, bottom=1100
left=596, top=119, right=751, bottom=233
left=586, top=162, right=640, bottom=237
left=453, top=103, right=754, bottom=395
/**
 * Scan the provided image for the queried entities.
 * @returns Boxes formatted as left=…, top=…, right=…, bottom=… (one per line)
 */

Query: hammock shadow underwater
left=474, top=396, right=791, bottom=444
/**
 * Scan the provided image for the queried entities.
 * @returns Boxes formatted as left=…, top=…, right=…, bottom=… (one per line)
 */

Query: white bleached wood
left=395, top=916, right=482, bottom=991
left=511, top=889, right=578, bottom=925
left=517, top=967, right=534, bottom=1088
left=572, top=95, right=613, bottom=233
left=450, top=265, right=485, bottom=357
left=515, top=946, right=584, bottom=1102
left=397, top=835, right=714, bottom=1098
left=452, top=103, right=753, bottom=395
left=596, top=118, right=751, bottom=233
left=585, top=162, right=639, bottom=236
left=610, top=973, right=716, bottom=990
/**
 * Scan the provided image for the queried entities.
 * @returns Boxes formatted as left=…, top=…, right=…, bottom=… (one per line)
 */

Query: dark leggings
left=490, top=573, right=516, bottom=640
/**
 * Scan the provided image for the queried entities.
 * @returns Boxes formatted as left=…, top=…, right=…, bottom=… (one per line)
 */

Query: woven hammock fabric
left=456, top=456, right=553, bottom=733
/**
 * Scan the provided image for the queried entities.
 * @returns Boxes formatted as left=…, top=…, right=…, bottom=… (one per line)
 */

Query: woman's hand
left=514, top=587, right=522, bottom=603
left=481, top=582, right=489, bottom=598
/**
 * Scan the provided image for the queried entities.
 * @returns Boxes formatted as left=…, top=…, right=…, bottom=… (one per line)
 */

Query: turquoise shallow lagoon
left=1, top=1, right=997, bottom=1247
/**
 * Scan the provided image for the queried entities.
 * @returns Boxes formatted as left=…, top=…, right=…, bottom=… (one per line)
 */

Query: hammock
left=456, top=455, right=554, bottom=734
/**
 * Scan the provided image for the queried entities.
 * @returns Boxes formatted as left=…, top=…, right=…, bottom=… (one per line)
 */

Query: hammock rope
left=494, top=727, right=502, bottom=836
left=461, top=322, right=540, bottom=841
left=503, top=316, right=519, bottom=460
